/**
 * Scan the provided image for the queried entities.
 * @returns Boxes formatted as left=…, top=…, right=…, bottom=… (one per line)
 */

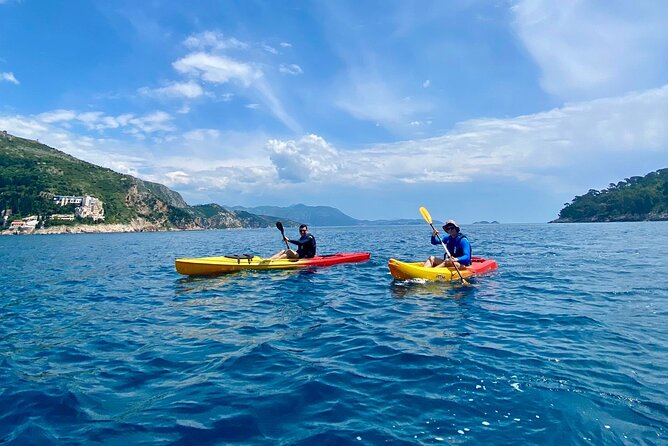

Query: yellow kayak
left=388, top=256, right=498, bottom=281
left=176, top=252, right=371, bottom=276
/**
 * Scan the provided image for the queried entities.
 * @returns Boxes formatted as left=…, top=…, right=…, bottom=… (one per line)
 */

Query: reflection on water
left=389, top=278, right=478, bottom=300
left=174, top=268, right=308, bottom=295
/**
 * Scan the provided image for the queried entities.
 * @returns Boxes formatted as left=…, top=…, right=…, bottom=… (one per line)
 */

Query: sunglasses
left=444, top=226, right=456, bottom=231
left=300, top=229, right=307, bottom=232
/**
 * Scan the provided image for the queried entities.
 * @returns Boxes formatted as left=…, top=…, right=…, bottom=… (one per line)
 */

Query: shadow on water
left=173, top=268, right=320, bottom=295
left=389, top=278, right=478, bottom=301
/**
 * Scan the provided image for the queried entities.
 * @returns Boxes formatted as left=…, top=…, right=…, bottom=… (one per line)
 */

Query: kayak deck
left=388, top=256, right=498, bottom=281
left=176, top=252, right=371, bottom=276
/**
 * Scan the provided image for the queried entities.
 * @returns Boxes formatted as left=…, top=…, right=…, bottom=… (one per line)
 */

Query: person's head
left=442, top=219, right=460, bottom=234
left=299, top=224, right=308, bottom=235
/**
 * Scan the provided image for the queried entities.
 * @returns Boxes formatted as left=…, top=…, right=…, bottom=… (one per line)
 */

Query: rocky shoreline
left=1, top=219, right=199, bottom=235
left=550, top=213, right=668, bottom=223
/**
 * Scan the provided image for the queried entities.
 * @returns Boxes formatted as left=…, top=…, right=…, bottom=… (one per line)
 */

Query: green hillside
left=0, top=132, right=275, bottom=230
left=0, top=133, right=189, bottom=224
left=554, top=168, right=668, bottom=222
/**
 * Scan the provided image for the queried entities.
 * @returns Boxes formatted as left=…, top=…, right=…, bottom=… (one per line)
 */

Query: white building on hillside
left=54, top=195, right=84, bottom=206
left=75, top=196, right=105, bottom=221
left=53, top=194, right=105, bottom=221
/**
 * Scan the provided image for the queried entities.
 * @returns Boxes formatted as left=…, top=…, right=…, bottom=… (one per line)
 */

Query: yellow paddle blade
left=419, top=206, right=432, bottom=224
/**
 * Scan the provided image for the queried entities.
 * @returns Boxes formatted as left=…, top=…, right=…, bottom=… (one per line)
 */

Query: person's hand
left=432, top=229, right=439, bottom=236
left=283, top=235, right=289, bottom=242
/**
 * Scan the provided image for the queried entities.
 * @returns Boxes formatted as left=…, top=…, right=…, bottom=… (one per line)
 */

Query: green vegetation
left=1, top=135, right=141, bottom=223
left=0, top=133, right=275, bottom=230
left=555, top=168, right=668, bottom=222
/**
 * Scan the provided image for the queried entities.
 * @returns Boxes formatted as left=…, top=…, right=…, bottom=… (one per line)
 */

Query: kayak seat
left=224, top=254, right=254, bottom=264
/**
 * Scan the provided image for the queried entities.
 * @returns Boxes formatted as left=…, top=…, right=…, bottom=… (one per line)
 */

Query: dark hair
left=299, top=224, right=308, bottom=230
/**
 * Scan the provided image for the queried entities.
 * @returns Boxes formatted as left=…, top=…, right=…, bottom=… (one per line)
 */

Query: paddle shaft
left=430, top=223, right=468, bottom=283
left=420, top=207, right=468, bottom=284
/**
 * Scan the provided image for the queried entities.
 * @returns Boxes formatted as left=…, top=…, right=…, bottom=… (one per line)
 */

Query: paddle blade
left=419, top=206, right=432, bottom=224
left=276, top=221, right=289, bottom=249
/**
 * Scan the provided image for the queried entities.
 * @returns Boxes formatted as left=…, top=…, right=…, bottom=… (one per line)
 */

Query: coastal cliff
left=0, top=132, right=281, bottom=233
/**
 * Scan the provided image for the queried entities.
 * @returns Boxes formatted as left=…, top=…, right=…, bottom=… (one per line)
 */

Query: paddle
left=275, top=221, right=290, bottom=250
left=419, top=206, right=469, bottom=285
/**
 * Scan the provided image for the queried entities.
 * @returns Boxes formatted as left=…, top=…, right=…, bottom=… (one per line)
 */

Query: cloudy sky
left=1, top=1, right=667, bottom=222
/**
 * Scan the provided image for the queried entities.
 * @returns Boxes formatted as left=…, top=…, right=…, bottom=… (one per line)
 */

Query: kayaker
left=270, top=224, right=317, bottom=260
left=423, top=219, right=472, bottom=269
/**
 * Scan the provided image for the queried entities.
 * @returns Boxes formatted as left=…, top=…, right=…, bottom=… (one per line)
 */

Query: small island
left=472, top=220, right=500, bottom=224
left=552, top=168, right=668, bottom=223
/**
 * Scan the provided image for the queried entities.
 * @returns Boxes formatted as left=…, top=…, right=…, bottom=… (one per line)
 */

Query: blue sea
left=1, top=223, right=667, bottom=445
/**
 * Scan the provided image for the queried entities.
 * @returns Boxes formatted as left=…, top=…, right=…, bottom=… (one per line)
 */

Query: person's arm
left=430, top=232, right=443, bottom=246
left=288, top=235, right=312, bottom=247
left=453, top=238, right=471, bottom=264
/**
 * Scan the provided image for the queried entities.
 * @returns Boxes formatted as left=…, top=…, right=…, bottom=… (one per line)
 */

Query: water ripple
left=1, top=223, right=667, bottom=444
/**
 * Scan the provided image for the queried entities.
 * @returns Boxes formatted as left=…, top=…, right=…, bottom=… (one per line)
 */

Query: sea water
left=1, top=223, right=667, bottom=445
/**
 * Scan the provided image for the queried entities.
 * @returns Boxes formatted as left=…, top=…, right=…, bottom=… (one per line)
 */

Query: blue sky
left=1, top=1, right=667, bottom=223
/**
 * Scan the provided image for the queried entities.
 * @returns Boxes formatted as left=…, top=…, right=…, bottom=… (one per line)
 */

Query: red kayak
left=176, top=252, right=371, bottom=276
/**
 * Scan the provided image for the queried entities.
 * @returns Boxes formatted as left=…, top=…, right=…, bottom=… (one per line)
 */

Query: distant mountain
left=0, top=132, right=284, bottom=230
left=230, top=203, right=361, bottom=226
left=192, top=203, right=298, bottom=228
left=552, top=168, right=668, bottom=222
left=472, top=220, right=500, bottom=224
left=358, top=218, right=428, bottom=226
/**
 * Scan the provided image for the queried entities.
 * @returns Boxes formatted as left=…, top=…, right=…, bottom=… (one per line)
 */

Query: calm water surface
left=1, top=223, right=667, bottom=445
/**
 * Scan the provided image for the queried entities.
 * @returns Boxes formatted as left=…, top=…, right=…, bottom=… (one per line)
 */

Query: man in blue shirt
left=423, top=219, right=472, bottom=268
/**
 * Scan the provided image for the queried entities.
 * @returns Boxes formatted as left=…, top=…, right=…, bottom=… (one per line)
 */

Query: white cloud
left=38, top=109, right=78, bottom=123
left=183, top=31, right=248, bottom=51
left=337, top=84, right=668, bottom=187
left=164, top=171, right=192, bottom=185
left=512, top=0, right=668, bottom=100
left=163, top=84, right=666, bottom=192
left=0, top=116, right=49, bottom=136
left=167, top=31, right=302, bottom=133
left=266, top=134, right=340, bottom=183
left=279, top=64, right=303, bottom=75
left=422, top=80, right=430, bottom=88
left=262, top=44, right=278, bottom=55
left=34, top=109, right=172, bottom=134
left=253, top=80, right=302, bottom=134
left=335, top=74, right=433, bottom=132
left=173, top=52, right=262, bottom=87
left=127, top=111, right=174, bottom=133
left=183, top=129, right=220, bottom=141
left=138, top=81, right=206, bottom=99
left=1, top=72, right=19, bottom=84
